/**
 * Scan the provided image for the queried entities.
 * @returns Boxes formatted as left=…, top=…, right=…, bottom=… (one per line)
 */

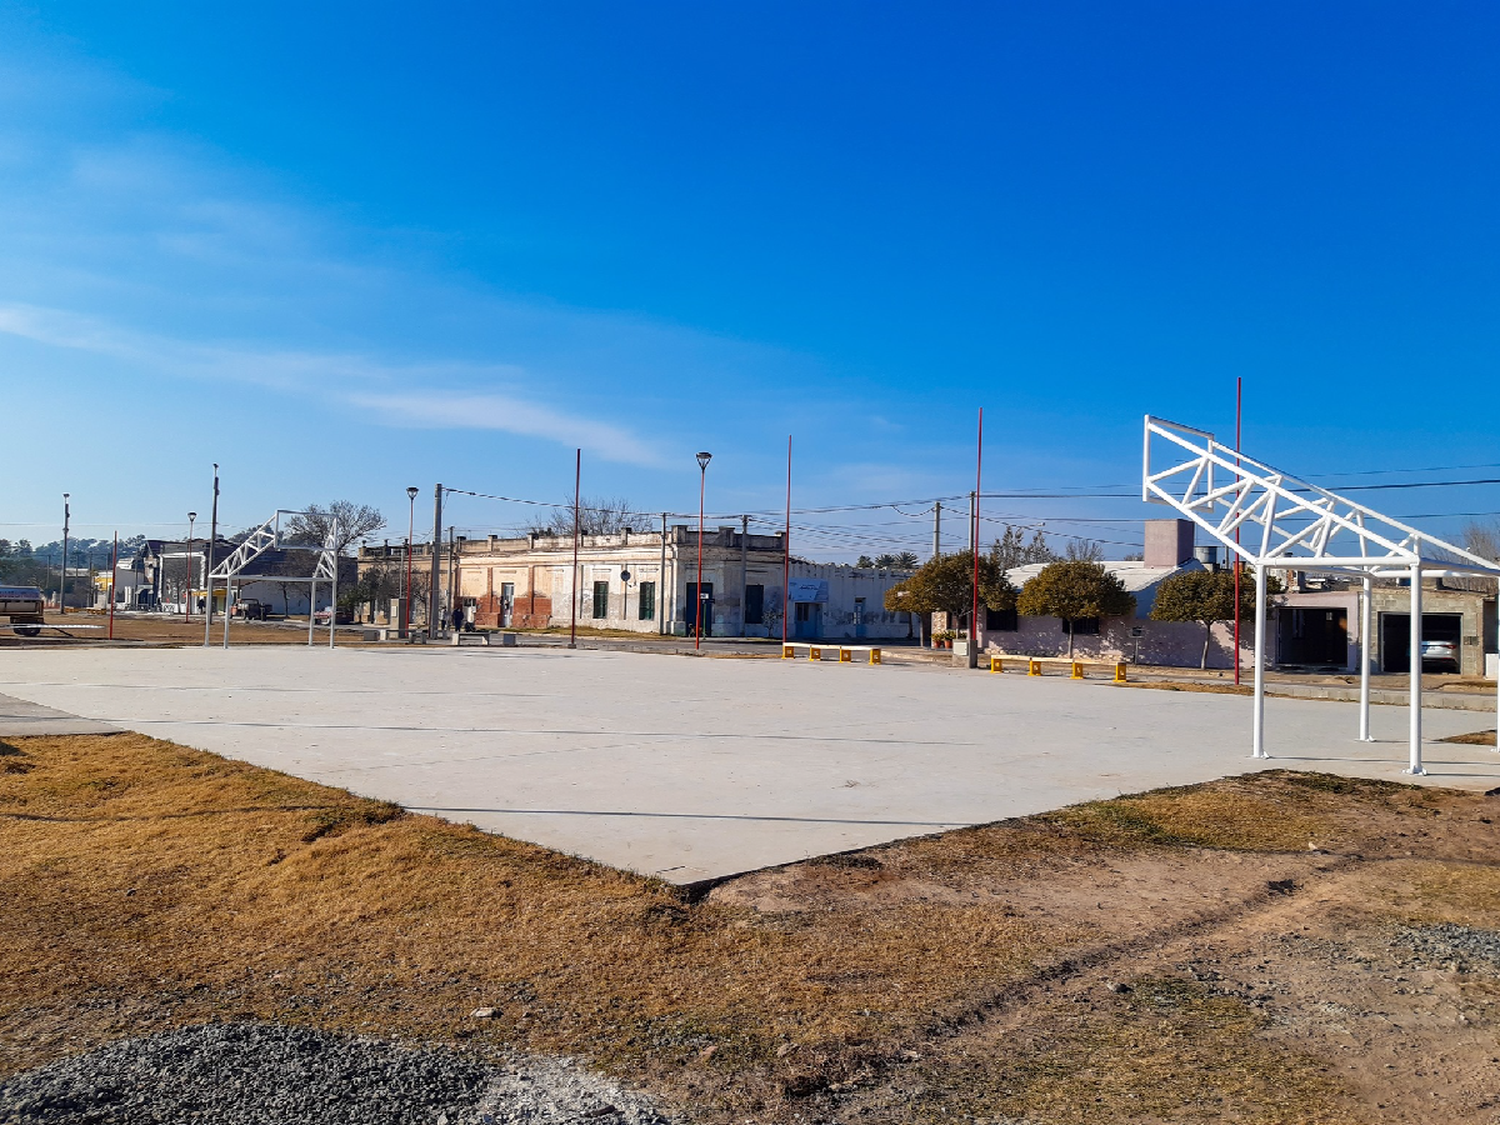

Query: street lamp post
left=185, top=512, right=197, bottom=621
left=404, top=486, right=419, bottom=638
left=695, top=451, right=712, bottom=651
left=60, top=494, right=70, bottom=614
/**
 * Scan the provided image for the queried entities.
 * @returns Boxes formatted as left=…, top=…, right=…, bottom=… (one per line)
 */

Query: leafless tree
left=284, top=501, right=387, bottom=555
left=1064, top=538, right=1105, bottom=563
left=529, top=496, right=649, bottom=537
left=1463, top=520, right=1500, bottom=562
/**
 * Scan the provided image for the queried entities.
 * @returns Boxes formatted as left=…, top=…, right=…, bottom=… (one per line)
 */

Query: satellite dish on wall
left=620, top=570, right=631, bottom=582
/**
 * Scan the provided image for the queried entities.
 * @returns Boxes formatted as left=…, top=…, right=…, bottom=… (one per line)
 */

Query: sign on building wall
left=787, top=579, right=829, bottom=603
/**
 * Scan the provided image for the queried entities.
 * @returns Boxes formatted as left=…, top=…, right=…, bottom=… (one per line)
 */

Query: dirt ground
left=4, top=733, right=1500, bottom=1122
left=0, top=611, right=382, bottom=648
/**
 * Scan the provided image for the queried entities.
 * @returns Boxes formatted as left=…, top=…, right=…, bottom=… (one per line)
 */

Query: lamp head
left=406, top=486, right=420, bottom=500
left=188, top=512, right=197, bottom=522
left=696, top=451, right=712, bottom=472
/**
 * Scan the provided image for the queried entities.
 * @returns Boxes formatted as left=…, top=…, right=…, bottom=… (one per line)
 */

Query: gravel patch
left=1391, top=923, right=1500, bottom=975
left=0, top=1023, right=673, bottom=1125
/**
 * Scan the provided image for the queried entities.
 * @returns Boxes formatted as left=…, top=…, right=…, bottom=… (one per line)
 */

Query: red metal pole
left=107, top=531, right=118, bottom=640
left=972, top=407, right=983, bottom=658
left=570, top=448, right=581, bottom=649
left=404, top=495, right=415, bottom=637
left=696, top=463, right=706, bottom=650
left=783, top=435, right=791, bottom=645
left=1233, top=378, right=1242, bottom=685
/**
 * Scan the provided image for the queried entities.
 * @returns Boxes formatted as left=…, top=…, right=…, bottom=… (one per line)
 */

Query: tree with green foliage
left=1016, top=560, right=1136, bottom=656
left=883, top=551, right=1016, bottom=634
left=1149, top=568, right=1281, bottom=669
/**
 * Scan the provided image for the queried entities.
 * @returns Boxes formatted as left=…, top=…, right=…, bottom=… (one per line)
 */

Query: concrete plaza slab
left=0, top=647, right=1494, bottom=884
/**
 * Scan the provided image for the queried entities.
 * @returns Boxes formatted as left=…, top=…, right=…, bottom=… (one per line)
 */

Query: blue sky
left=2, top=2, right=1497, bottom=560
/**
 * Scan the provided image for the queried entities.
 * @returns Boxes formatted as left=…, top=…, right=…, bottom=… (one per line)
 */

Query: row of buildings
left=354, top=518, right=1498, bottom=676
left=94, top=519, right=1496, bottom=676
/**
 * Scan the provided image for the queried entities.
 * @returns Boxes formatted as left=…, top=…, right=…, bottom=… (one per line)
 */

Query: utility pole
left=427, top=483, right=442, bottom=639
left=740, top=514, right=749, bottom=637
left=203, top=464, right=219, bottom=647
left=932, top=500, right=942, bottom=559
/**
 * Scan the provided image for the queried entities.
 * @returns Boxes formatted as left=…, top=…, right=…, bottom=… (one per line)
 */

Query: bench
left=781, top=642, right=882, bottom=665
left=450, top=630, right=492, bottom=646
left=989, top=654, right=1127, bottom=682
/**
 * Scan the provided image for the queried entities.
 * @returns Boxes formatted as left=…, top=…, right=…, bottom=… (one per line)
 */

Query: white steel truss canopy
left=208, top=510, right=339, bottom=583
left=205, top=510, right=340, bottom=650
left=1142, top=415, right=1500, bottom=777
left=1143, top=416, right=1500, bottom=579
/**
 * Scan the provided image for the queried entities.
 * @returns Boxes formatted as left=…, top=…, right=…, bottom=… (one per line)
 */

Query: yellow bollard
left=1028, top=658, right=1042, bottom=677
left=809, top=646, right=822, bottom=661
left=782, top=644, right=795, bottom=659
left=990, top=654, right=1003, bottom=674
left=839, top=647, right=852, bottom=663
left=1070, top=661, right=1085, bottom=680
left=1114, top=662, right=1127, bottom=683
left=870, top=648, right=882, bottom=665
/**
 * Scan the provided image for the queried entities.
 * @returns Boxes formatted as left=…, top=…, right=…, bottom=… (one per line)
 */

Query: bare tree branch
left=285, top=501, right=387, bottom=555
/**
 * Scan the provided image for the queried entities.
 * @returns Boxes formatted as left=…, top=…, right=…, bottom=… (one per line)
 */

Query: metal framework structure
left=205, top=510, right=340, bottom=649
left=1143, top=415, right=1500, bottom=773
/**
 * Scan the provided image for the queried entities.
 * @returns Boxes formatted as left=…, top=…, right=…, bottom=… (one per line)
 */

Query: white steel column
left=1251, top=563, right=1268, bottom=758
left=308, top=582, right=317, bottom=646
left=1358, top=574, right=1374, bottom=741
left=1407, top=562, right=1424, bottom=775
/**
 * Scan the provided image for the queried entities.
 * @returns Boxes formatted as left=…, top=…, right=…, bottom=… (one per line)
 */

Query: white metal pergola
left=205, top=510, right=340, bottom=649
left=1143, top=416, right=1500, bottom=774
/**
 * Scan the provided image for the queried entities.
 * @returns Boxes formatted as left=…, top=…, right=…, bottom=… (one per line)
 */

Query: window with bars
left=638, top=581, right=655, bottom=620
left=592, top=581, right=608, bottom=619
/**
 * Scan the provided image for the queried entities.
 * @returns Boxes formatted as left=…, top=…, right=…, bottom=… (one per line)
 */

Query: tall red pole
left=404, top=489, right=417, bottom=637
left=1233, top=377, right=1243, bottom=685
left=972, top=407, right=983, bottom=660
left=783, top=436, right=791, bottom=645
left=696, top=460, right=707, bottom=650
left=570, top=448, right=581, bottom=649
left=107, top=531, right=118, bottom=640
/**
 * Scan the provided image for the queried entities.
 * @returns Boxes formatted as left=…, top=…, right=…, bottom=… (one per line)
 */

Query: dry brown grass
left=1443, top=728, right=1497, bottom=746
left=896, top=977, right=1357, bottom=1125
left=3, top=736, right=1494, bottom=1122
left=0, top=733, right=1054, bottom=1115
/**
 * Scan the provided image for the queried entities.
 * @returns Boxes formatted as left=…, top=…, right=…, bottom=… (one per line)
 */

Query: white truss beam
left=1142, top=415, right=1500, bottom=776
left=204, top=511, right=340, bottom=650
left=1144, top=416, right=1498, bottom=576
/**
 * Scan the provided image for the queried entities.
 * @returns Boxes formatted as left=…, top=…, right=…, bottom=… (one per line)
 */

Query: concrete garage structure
left=1273, top=577, right=1495, bottom=676
left=0, top=646, right=1495, bottom=886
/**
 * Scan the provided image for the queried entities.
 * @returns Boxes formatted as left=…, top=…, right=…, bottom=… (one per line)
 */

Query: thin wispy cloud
left=351, top=392, right=664, bottom=467
left=0, top=302, right=666, bottom=467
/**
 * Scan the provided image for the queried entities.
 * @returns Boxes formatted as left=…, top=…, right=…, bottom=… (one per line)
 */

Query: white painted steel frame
left=206, top=510, right=340, bottom=649
left=1143, top=415, right=1500, bottom=774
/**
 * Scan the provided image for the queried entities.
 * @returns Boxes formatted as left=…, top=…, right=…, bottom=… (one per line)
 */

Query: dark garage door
left=1380, top=612, right=1461, bottom=673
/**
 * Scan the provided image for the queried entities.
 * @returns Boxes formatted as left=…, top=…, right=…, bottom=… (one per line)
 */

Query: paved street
left=0, top=646, right=1492, bottom=884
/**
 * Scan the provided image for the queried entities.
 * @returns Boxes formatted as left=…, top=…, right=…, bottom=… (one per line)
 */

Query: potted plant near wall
left=933, top=629, right=956, bottom=649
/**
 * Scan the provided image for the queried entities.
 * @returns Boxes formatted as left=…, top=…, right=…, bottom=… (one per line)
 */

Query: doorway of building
left=686, top=582, right=714, bottom=637
left=1277, top=607, right=1348, bottom=667
left=794, top=601, right=822, bottom=639
left=500, top=582, right=514, bottom=627
left=1380, top=612, right=1462, bottom=673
